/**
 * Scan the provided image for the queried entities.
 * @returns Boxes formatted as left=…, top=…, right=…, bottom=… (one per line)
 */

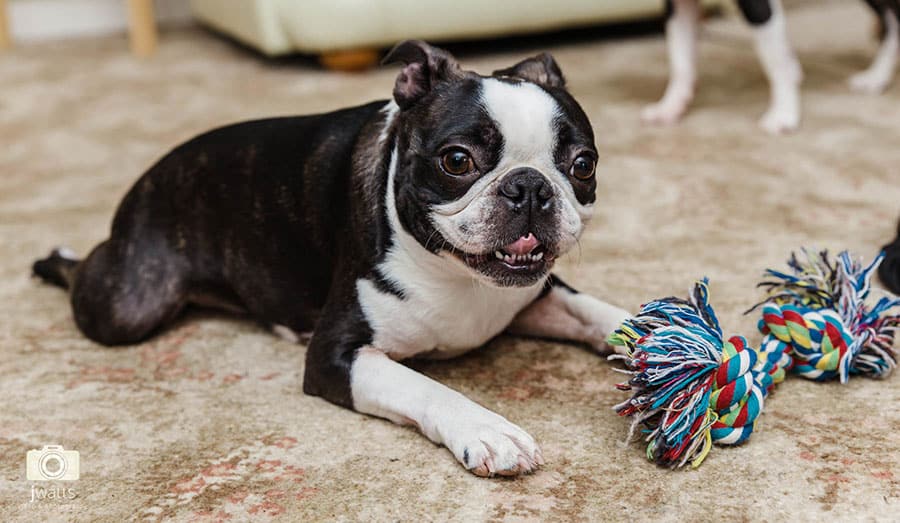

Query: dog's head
left=384, top=41, right=597, bottom=288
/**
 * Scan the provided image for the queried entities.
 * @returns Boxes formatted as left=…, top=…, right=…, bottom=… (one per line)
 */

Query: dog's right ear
left=492, top=53, right=566, bottom=89
left=382, top=40, right=462, bottom=110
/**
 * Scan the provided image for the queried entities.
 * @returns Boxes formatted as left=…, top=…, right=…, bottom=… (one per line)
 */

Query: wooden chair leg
left=318, top=48, right=381, bottom=72
left=0, top=0, right=12, bottom=51
left=127, top=0, right=158, bottom=58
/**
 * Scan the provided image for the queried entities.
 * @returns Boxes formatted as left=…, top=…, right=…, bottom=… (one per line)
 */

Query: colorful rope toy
left=750, top=249, right=899, bottom=382
left=607, top=250, right=900, bottom=469
left=608, top=280, right=788, bottom=468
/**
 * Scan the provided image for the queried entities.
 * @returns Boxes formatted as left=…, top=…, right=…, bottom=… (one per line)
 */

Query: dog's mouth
left=490, top=233, right=552, bottom=269
left=448, top=233, right=556, bottom=285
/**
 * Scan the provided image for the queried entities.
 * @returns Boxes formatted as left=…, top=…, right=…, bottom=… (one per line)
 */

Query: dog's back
left=32, top=100, right=388, bottom=345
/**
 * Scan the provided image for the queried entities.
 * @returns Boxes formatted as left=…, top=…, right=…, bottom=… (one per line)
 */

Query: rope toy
left=608, top=280, right=789, bottom=468
left=607, top=250, right=900, bottom=469
left=750, top=249, right=899, bottom=382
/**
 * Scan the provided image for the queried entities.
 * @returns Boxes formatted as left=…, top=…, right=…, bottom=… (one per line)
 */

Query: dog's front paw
left=848, top=70, right=891, bottom=95
left=566, top=297, right=632, bottom=356
left=433, top=406, right=543, bottom=477
left=641, top=99, right=688, bottom=125
left=587, top=326, right=626, bottom=356
left=457, top=422, right=543, bottom=478
left=759, top=105, right=799, bottom=135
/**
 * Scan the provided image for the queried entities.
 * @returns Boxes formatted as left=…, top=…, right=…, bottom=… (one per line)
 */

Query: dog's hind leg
left=850, top=0, right=899, bottom=94
left=642, top=0, right=700, bottom=125
left=34, top=238, right=191, bottom=346
left=32, top=247, right=80, bottom=290
left=740, top=0, right=803, bottom=134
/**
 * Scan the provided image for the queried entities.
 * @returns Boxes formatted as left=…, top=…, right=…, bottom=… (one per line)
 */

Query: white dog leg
left=642, top=0, right=700, bottom=125
left=508, top=284, right=631, bottom=356
left=351, top=348, right=543, bottom=477
left=850, top=9, right=899, bottom=94
left=753, top=0, right=803, bottom=134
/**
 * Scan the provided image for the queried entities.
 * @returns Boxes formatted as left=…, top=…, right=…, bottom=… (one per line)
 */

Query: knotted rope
left=609, top=280, right=789, bottom=468
left=607, top=250, right=899, bottom=469
left=751, top=250, right=899, bottom=382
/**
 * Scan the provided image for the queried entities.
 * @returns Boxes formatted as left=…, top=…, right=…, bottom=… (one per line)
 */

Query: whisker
left=423, top=228, right=440, bottom=253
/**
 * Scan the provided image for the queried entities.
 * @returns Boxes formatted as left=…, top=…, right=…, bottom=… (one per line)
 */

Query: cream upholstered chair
left=190, top=0, right=723, bottom=70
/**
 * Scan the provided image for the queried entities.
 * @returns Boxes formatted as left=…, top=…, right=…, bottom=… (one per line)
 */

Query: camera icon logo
left=26, top=445, right=80, bottom=481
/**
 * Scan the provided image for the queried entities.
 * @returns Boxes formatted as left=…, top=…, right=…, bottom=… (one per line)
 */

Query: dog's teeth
left=498, top=250, right=544, bottom=265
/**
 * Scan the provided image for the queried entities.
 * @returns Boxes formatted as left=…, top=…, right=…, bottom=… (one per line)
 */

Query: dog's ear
left=382, top=40, right=463, bottom=109
left=493, top=53, right=566, bottom=89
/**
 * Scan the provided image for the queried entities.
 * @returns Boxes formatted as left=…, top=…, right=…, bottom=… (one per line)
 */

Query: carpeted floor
left=2, top=1, right=899, bottom=521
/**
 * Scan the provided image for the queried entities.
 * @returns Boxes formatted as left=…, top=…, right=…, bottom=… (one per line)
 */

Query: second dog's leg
left=741, top=0, right=803, bottom=134
left=850, top=2, right=899, bottom=94
left=642, top=0, right=700, bottom=125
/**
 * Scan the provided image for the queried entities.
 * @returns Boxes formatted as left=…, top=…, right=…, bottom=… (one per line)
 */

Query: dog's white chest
left=357, top=270, right=542, bottom=360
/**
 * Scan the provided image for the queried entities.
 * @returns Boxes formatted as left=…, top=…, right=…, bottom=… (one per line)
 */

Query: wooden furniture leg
left=319, top=48, right=381, bottom=72
left=127, top=0, right=158, bottom=58
left=0, top=0, right=11, bottom=51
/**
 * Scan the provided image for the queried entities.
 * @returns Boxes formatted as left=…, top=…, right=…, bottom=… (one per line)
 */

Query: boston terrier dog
left=33, top=41, right=631, bottom=477
left=644, top=0, right=899, bottom=134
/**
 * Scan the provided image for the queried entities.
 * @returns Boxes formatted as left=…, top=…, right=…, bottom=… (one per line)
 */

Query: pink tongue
left=505, top=233, right=539, bottom=256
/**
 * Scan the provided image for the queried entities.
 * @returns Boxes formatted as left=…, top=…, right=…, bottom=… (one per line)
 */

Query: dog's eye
left=570, top=155, right=595, bottom=180
left=440, top=149, right=474, bottom=176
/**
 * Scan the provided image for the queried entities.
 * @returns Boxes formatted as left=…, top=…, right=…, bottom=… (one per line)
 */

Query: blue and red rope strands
left=751, top=249, right=899, bottom=383
left=606, top=249, right=900, bottom=470
left=608, top=280, right=789, bottom=469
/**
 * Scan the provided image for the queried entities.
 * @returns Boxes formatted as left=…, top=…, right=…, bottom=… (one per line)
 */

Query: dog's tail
left=879, top=219, right=900, bottom=295
left=32, top=247, right=80, bottom=290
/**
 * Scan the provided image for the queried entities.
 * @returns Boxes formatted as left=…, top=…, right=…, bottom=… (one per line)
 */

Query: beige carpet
left=2, top=1, right=899, bottom=521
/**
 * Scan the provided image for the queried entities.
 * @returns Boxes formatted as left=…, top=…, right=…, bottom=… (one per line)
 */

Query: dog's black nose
left=499, top=168, right=553, bottom=213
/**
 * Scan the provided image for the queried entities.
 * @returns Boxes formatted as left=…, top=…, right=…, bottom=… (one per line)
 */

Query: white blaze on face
left=482, top=78, right=560, bottom=164
left=430, top=78, right=593, bottom=256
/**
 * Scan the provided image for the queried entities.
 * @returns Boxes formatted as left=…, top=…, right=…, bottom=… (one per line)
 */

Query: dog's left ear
left=492, top=53, right=566, bottom=89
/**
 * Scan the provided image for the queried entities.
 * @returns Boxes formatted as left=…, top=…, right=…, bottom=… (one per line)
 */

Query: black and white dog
left=644, top=0, right=899, bottom=133
left=33, top=41, right=630, bottom=477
